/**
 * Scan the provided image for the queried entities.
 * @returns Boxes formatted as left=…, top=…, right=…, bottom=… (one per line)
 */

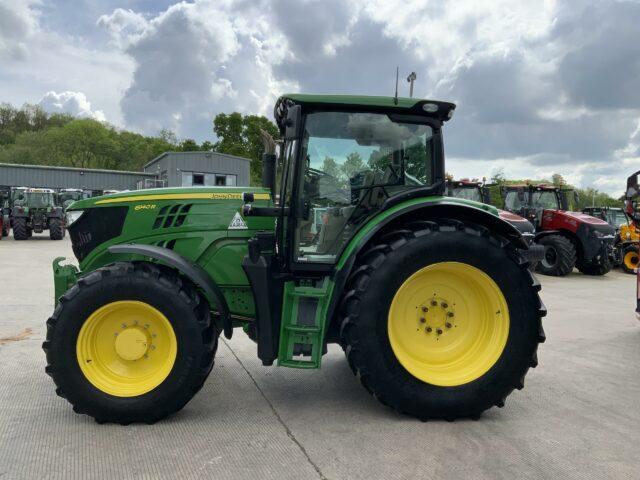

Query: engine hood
left=67, top=186, right=271, bottom=211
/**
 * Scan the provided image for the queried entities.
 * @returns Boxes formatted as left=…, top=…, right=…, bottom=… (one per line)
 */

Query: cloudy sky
left=1, top=0, right=639, bottom=195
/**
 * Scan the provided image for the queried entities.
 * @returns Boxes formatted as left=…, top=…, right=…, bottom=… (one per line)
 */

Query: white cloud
left=97, top=8, right=148, bottom=48
left=39, top=91, right=106, bottom=121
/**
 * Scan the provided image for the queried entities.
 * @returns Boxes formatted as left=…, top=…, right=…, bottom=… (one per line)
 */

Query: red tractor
left=445, top=179, right=537, bottom=243
left=501, top=184, right=615, bottom=276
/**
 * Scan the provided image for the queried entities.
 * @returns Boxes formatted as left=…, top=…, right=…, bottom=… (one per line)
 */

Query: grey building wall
left=144, top=152, right=251, bottom=187
left=0, top=163, right=156, bottom=191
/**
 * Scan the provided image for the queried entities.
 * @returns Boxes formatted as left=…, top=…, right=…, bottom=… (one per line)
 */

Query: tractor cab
left=445, top=179, right=490, bottom=203
left=446, top=179, right=537, bottom=243
left=58, top=189, right=89, bottom=210
left=502, top=184, right=571, bottom=226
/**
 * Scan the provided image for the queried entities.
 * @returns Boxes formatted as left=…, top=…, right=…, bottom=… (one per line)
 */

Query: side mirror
left=284, top=105, right=301, bottom=140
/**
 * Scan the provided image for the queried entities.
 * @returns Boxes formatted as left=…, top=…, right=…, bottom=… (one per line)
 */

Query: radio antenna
left=393, top=67, right=399, bottom=105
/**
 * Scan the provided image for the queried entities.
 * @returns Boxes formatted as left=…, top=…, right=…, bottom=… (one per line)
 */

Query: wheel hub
left=419, top=297, right=456, bottom=339
left=388, top=262, right=510, bottom=387
left=114, top=327, right=149, bottom=361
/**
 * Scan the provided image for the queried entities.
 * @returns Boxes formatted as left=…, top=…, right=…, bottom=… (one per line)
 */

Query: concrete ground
left=1, top=235, right=639, bottom=480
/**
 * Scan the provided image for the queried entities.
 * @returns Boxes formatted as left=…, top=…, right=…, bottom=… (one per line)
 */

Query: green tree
left=179, top=139, right=200, bottom=151
left=341, top=152, right=364, bottom=179
left=322, top=157, right=340, bottom=178
left=213, top=112, right=279, bottom=185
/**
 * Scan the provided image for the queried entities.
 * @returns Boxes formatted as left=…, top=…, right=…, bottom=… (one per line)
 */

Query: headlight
left=626, top=231, right=632, bottom=240
left=66, top=210, right=84, bottom=226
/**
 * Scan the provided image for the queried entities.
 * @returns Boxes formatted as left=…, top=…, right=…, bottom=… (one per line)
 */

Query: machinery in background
left=582, top=206, right=639, bottom=274
left=11, top=188, right=65, bottom=240
left=501, top=184, right=615, bottom=276
left=624, top=171, right=640, bottom=320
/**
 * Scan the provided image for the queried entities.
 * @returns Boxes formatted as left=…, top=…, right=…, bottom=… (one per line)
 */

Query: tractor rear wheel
left=49, top=218, right=64, bottom=240
left=535, top=235, right=575, bottom=276
left=1, top=221, right=8, bottom=237
left=339, top=219, right=545, bottom=421
left=12, top=218, right=28, bottom=240
left=43, top=262, right=219, bottom=424
left=621, top=244, right=639, bottom=274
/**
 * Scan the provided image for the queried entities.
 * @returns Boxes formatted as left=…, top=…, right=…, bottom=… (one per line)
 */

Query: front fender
left=108, top=244, right=233, bottom=339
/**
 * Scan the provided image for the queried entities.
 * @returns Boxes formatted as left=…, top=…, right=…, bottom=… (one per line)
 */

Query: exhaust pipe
left=259, top=129, right=277, bottom=199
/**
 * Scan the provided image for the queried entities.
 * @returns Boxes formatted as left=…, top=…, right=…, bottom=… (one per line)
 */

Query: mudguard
left=108, top=244, right=233, bottom=338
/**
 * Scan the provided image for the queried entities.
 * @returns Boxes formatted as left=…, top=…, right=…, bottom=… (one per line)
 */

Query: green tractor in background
left=11, top=187, right=65, bottom=240
left=43, top=94, right=546, bottom=424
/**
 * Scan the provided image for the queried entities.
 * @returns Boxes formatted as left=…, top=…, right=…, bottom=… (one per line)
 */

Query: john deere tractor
left=43, top=94, right=545, bottom=424
left=11, top=188, right=65, bottom=240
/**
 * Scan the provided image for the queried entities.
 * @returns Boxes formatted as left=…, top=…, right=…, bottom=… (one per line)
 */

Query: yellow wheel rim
left=76, top=301, right=177, bottom=397
left=624, top=250, right=639, bottom=271
left=388, top=262, right=509, bottom=387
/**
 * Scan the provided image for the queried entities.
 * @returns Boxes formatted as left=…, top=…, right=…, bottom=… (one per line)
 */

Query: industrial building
left=143, top=151, right=250, bottom=188
left=0, top=151, right=251, bottom=193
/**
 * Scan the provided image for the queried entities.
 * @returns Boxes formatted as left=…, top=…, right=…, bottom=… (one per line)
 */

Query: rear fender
left=325, top=200, right=529, bottom=341
left=108, top=244, right=233, bottom=338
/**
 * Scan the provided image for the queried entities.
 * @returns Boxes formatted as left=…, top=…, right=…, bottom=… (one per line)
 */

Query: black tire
left=1, top=221, right=8, bottom=237
left=42, top=262, right=219, bottom=424
left=535, top=235, right=575, bottom=276
left=576, top=254, right=612, bottom=276
left=49, top=218, right=64, bottom=240
left=338, top=218, right=546, bottom=421
left=12, top=217, right=28, bottom=240
left=620, top=244, right=639, bottom=274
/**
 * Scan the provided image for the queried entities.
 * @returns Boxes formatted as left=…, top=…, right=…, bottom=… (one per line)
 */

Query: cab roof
left=276, top=94, right=456, bottom=127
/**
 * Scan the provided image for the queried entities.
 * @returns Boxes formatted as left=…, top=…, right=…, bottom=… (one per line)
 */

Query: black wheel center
left=543, top=246, right=557, bottom=267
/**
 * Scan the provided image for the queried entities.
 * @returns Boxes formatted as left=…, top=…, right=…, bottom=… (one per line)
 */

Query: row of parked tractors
left=0, top=187, right=119, bottom=241
left=444, top=180, right=637, bottom=277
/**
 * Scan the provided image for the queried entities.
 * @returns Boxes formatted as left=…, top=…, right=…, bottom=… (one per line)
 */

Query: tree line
left=0, top=104, right=278, bottom=184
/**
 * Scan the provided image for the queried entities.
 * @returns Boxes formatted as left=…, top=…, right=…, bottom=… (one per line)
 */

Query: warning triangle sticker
left=228, top=211, right=248, bottom=230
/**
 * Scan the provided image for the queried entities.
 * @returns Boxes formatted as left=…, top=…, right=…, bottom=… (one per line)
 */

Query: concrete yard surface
left=1, top=235, right=639, bottom=479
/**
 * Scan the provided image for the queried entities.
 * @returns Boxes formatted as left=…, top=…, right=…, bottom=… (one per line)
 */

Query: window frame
left=285, top=109, right=443, bottom=272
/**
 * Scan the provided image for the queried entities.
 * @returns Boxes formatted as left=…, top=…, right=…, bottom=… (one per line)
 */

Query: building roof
left=0, top=162, right=155, bottom=177
left=144, top=151, right=252, bottom=170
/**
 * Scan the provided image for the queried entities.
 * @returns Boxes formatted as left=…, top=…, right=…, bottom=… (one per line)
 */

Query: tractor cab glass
left=22, top=192, right=55, bottom=208
left=449, top=185, right=482, bottom=202
left=292, top=111, right=436, bottom=263
left=605, top=209, right=630, bottom=227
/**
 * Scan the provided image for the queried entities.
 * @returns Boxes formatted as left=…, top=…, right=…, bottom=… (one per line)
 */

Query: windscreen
left=450, top=186, right=482, bottom=202
left=19, top=192, right=55, bottom=208
left=295, top=111, right=436, bottom=263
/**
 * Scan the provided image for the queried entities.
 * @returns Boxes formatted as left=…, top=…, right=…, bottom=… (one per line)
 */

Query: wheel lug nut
left=431, top=300, right=438, bottom=306
left=436, top=329, right=443, bottom=335
left=422, top=306, right=428, bottom=313
left=441, top=302, right=448, bottom=309
left=426, top=327, right=432, bottom=333
left=447, top=311, right=454, bottom=318
left=446, top=322, right=452, bottom=329
left=420, top=317, right=426, bottom=323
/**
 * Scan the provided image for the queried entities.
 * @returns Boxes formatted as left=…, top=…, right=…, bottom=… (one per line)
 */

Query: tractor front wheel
left=535, top=235, right=575, bottom=276
left=49, top=218, right=64, bottom=240
left=12, top=218, right=29, bottom=240
left=43, top=262, right=219, bottom=424
left=621, top=244, right=639, bottom=274
left=339, top=219, right=545, bottom=420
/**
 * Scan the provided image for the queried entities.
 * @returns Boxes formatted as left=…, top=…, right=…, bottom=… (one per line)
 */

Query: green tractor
left=43, top=94, right=545, bottom=424
left=11, top=188, right=65, bottom=240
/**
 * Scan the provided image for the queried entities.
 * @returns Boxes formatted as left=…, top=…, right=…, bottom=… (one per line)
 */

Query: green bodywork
left=52, top=94, right=503, bottom=369
left=54, top=185, right=495, bottom=368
